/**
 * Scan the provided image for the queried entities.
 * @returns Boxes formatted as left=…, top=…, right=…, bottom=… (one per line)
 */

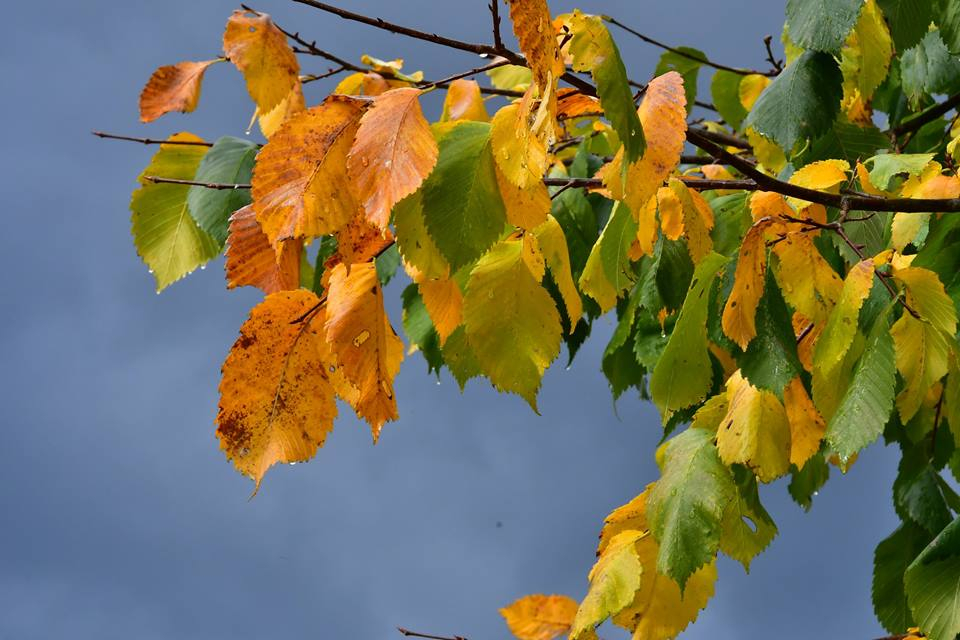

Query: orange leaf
left=783, top=376, right=826, bottom=468
left=419, top=278, right=463, bottom=344
left=225, top=205, right=302, bottom=294
left=598, top=72, right=687, bottom=216
left=347, top=88, right=438, bottom=230
left=441, top=79, right=490, bottom=122
left=223, top=9, right=300, bottom=113
left=139, top=60, right=220, bottom=123
left=252, top=95, right=368, bottom=248
left=324, top=263, right=404, bottom=441
left=500, top=594, right=579, bottom=640
left=216, top=290, right=336, bottom=490
left=335, top=71, right=391, bottom=97
left=259, top=84, right=306, bottom=139
left=556, top=88, right=602, bottom=120
left=507, top=0, right=565, bottom=93
left=722, top=219, right=773, bottom=349
left=333, top=216, right=396, bottom=267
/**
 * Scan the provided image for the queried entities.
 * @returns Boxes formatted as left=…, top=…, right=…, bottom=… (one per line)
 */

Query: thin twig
left=419, top=59, right=511, bottom=91
left=763, top=35, right=783, bottom=74
left=397, top=627, right=467, bottom=640
left=143, top=176, right=252, bottom=190
left=489, top=0, right=504, bottom=51
left=92, top=131, right=213, bottom=147
left=604, top=15, right=776, bottom=77
left=301, top=66, right=348, bottom=83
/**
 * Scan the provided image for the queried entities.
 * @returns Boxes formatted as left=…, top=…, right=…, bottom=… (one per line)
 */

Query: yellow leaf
left=225, top=205, right=302, bottom=294
left=252, top=96, right=367, bottom=248
left=393, top=191, right=450, bottom=281
left=814, top=258, right=875, bottom=379
left=521, top=233, right=547, bottom=282
left=771, top=232, right=843, bottom=325
left=324, top=262, right=404, bottom=441
left=347, top=88, right=438, bottom=230
left=506, top=0, right=565, bottom=97
left=463, top=239, right=562, bottom=410
left=223, top=9, right=300, bottom=113
left=497, top=165, right=551, bottom=230
left=744, top=128, right=786, bottom=174
left=335, top=71, right=391, bottom=97
left=139, top=59, right=220, bottom=123
left=839, top=0, right=892, bottom=124
left=419, top=277, right=463, bottom=344
left=440, top=79, right=489, bottom=122
left=636, top=194, right=659, bottom=257
left=491, top=92, right=549, bottom=189
left=891, top=312, right=951, bottom=424
left=669, top=179, right=715, bottom=264
left=786, top=159, right=850, bottom=211
left=534, top=215, right=583, bottom=328
left=571, top=529, right=647, bottom=640
left=598, top=72, right=687, bottom=216
left=855, top=161, right=885, bottom=196
left=657, top=186, right=683, bottom=240
left=598, top=486, right=653, bottom=554
left=258, top=83, right=306, bottom=139
left=895, top=267, right=959, bottom=336
left=500, top=594, right=579, bottom=640
left=216, top=290, right=337, bottom=489
left=717, top=371, right=792, bottom=482
left=738, top=74, right=770, bottom=110
left=722, top=219, right=773, bottom=349
left=892, top=167, right=960, bottom=251
left=749, top=191, right=793, bottom=223
left=783, top=377, right=826, bottom=468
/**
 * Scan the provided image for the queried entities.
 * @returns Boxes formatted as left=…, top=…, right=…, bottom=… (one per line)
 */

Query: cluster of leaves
left=120, top=1, right=960, bottom=638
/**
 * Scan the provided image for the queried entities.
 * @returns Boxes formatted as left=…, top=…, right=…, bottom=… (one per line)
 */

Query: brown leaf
left=224, top=205, right=301, bottom=294
left=324, top=262, right=404, bottom=441
left=252, top=95, right=368, bottom=248
left=139, top=60, right=220, bottom=123
left=223, top=9, right=300, bottom=113
left=347, top=88, right=438, bottom=229
left=216, top=290, right=336, bottom=490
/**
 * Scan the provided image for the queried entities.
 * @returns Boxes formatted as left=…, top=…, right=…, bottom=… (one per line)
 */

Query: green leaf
left=720, top=466, right=778, bottom=572
left=401, top=284, right=444, bottom=375
left=904, top=516, right=960, bottom=640
left=656, top=237, right=695, bottom=311
left=786, top=0, right=863, bottom=53
left=442, top=326, right=481, bottom=390
left=939, top=0, right=960, bottom=54
left=795, top=118, right=892, bottom=168
left=710, top=70, right=747, bottom=131
left=900, top=30, right=960, bottom=108
left=738, top=269, right=804, bottom=399
left=655, top=47, right=705, bottom=112
left=578, top=202, right=639, bottom=312
left=744, top=50, right=843, bottom=153
left=788, top=454, right=831, bottom=511
left=650, top=252, right=729, bottom=417
left=130, top=134, right=220, bottom=292
left=865, top=153, right=936, bottom=190
left=825, top=308, right=895, bottom=462
left=311, top=235, right=338, bottom=295
left=894, top=446, right=956, bottom=536
left=877, top=0, right=934, bottom=51
left=569, top=12, right=645, bottom=163
left=375, top=244, right=401, bottom=286
left=873, top=522, right=931, bottom=633
left=422, top=122, right=506, bottom=270
left=647, top=426, right=736, bottom=590
left=710, top=192, right=751, bottom=257
left=186, top=136, right=257, bottom=245
left=551, top=162, right=600, bottom=280
left=603, top=292, right=645, bottom=400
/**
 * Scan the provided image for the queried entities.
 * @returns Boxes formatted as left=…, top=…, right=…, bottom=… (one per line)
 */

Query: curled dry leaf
left=139, top=59, right=220, bottom=123
left=223, top=9, right=300, bottom=113
left=224, top=205, right=302, bottom=295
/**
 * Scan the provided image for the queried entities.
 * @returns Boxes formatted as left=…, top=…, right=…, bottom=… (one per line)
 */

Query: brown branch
left=489, top=0, right=504, bottom=51
left=419, top=60, right=512, bottom=92
left=397, top=627, right=467, bottom=640
left=301, top=66, right=348, bottom=84
left=290, top=0, right=599, bottom=97
left=604, top=15, right=777, bottom=77
left=543, top=176, right=758, bottom=191
left=763, top=35, right=783, bottom=74
left=92, top=131, right=213, bottom=147
left=143, top=176, right=252, bottom=190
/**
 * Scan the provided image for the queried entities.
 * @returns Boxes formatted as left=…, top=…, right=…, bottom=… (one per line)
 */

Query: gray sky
left=2, top=1, right=902, bottom=638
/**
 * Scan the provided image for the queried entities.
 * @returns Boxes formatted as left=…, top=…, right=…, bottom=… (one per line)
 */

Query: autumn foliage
left=111, top=1, right=960, bottom=639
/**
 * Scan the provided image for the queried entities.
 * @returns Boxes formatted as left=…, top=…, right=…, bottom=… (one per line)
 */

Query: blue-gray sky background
left=2, top=1, right=902, bottom=638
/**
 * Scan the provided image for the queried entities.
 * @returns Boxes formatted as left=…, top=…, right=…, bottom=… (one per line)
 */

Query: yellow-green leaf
left=717, top=371, right=792, bottom=483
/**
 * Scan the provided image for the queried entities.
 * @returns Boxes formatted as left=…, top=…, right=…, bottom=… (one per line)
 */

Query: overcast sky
left=1, top=1, right=905, bottom=638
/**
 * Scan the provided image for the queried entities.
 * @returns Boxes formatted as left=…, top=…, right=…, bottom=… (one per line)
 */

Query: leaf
left=722, top=218, right=772, bottom=349
left=442, top=326, right=481, bottom=390
left=252, top=96, right=367, bottom=248
left=535, top=215, right=583, bottom=329
left=900, top=30, right=960, bottom=108
left=895, top=267, right=959, bottom=337
left=895, top=448, right=955, bottom=536
left=401, top=284, right=444, bottom=375
left=743, top=51, right=843, bottom=153
left=717, top=371, right=792, bottom=483
left=394, top=191, right=449, bottom=281
left=216, top=290, right=337, bottom=489
left=129, top=132, right=220, bottom=292
left=440, top=79, right=489, bottom=122
left=647, top=427, right=735, bottom=589
left=507, top=0, right=564, bottom=96
left=568, top=12, right=645, bottom=162
left=711, top=70, right=747, bottom=131
left=222, top=9, right=300, bottom=113
left=497, top=165, right=551, bottom=231
left=785, top=0, right=862, bottom=53
left=720, top=468, right=778, bottom=571
left=650, top=252, right=729, bottom=417
left=570, top=530, right=646, bottom=639
left=463, top=239, right=562, bottom=410
left=783, top=377, right=826, bottom=469
left=669, top=179, right=714, bottom=264
left=224, top=205, right=301, bottom=294
left=815, top=260, right=876, bottom=381
left=491, top=94, right=549, bottom=189
left=904, top=515, right=960, bottom=640
left=788, top=453, right=830, bottom=510
left=347, top=88, right=438, bottom=230
left=500, top=594, right=578, bottom=640
left=421, top=122, right=507, bottom=270
left=771, top=232, right=843, bottom=325
left=578, top=202, right=638, bottom=312
left=876, top=0, right=933, bottom=51
left=825, top=307, right=895, bottom=461
left=187, top=136, right=258, bottom=244
left=865, top=153, right=935, bottom=191
left=139, top=59, right=220, bottom=123
left=598, top=72, right=687, bottom=216
left=258, top=84, right=306, bottom=139
left=418, top=277, right=462, bottom=344
left=330, top=216, right=394, bottom=268
left=324, top=262, right=404, bottom=441
left=839, top=0, right=892, bottom=119
left=873, top=522, right=931, bottom=634
left=654, top=47, right=706, bottom=111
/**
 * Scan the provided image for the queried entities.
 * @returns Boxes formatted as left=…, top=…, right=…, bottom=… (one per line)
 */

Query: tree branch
left=92, top=131, right=213, bottom=147
left=489, top=0, right=504, bottom=51
left=889, top=92, right=960, bottom=137
left=397, top=627, right=467, bottom=640
left=143, top=176, right=252, bottom=190
left=603, top=15, right=777, bottom=77
left=762, top=35, right=783, bottom=73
